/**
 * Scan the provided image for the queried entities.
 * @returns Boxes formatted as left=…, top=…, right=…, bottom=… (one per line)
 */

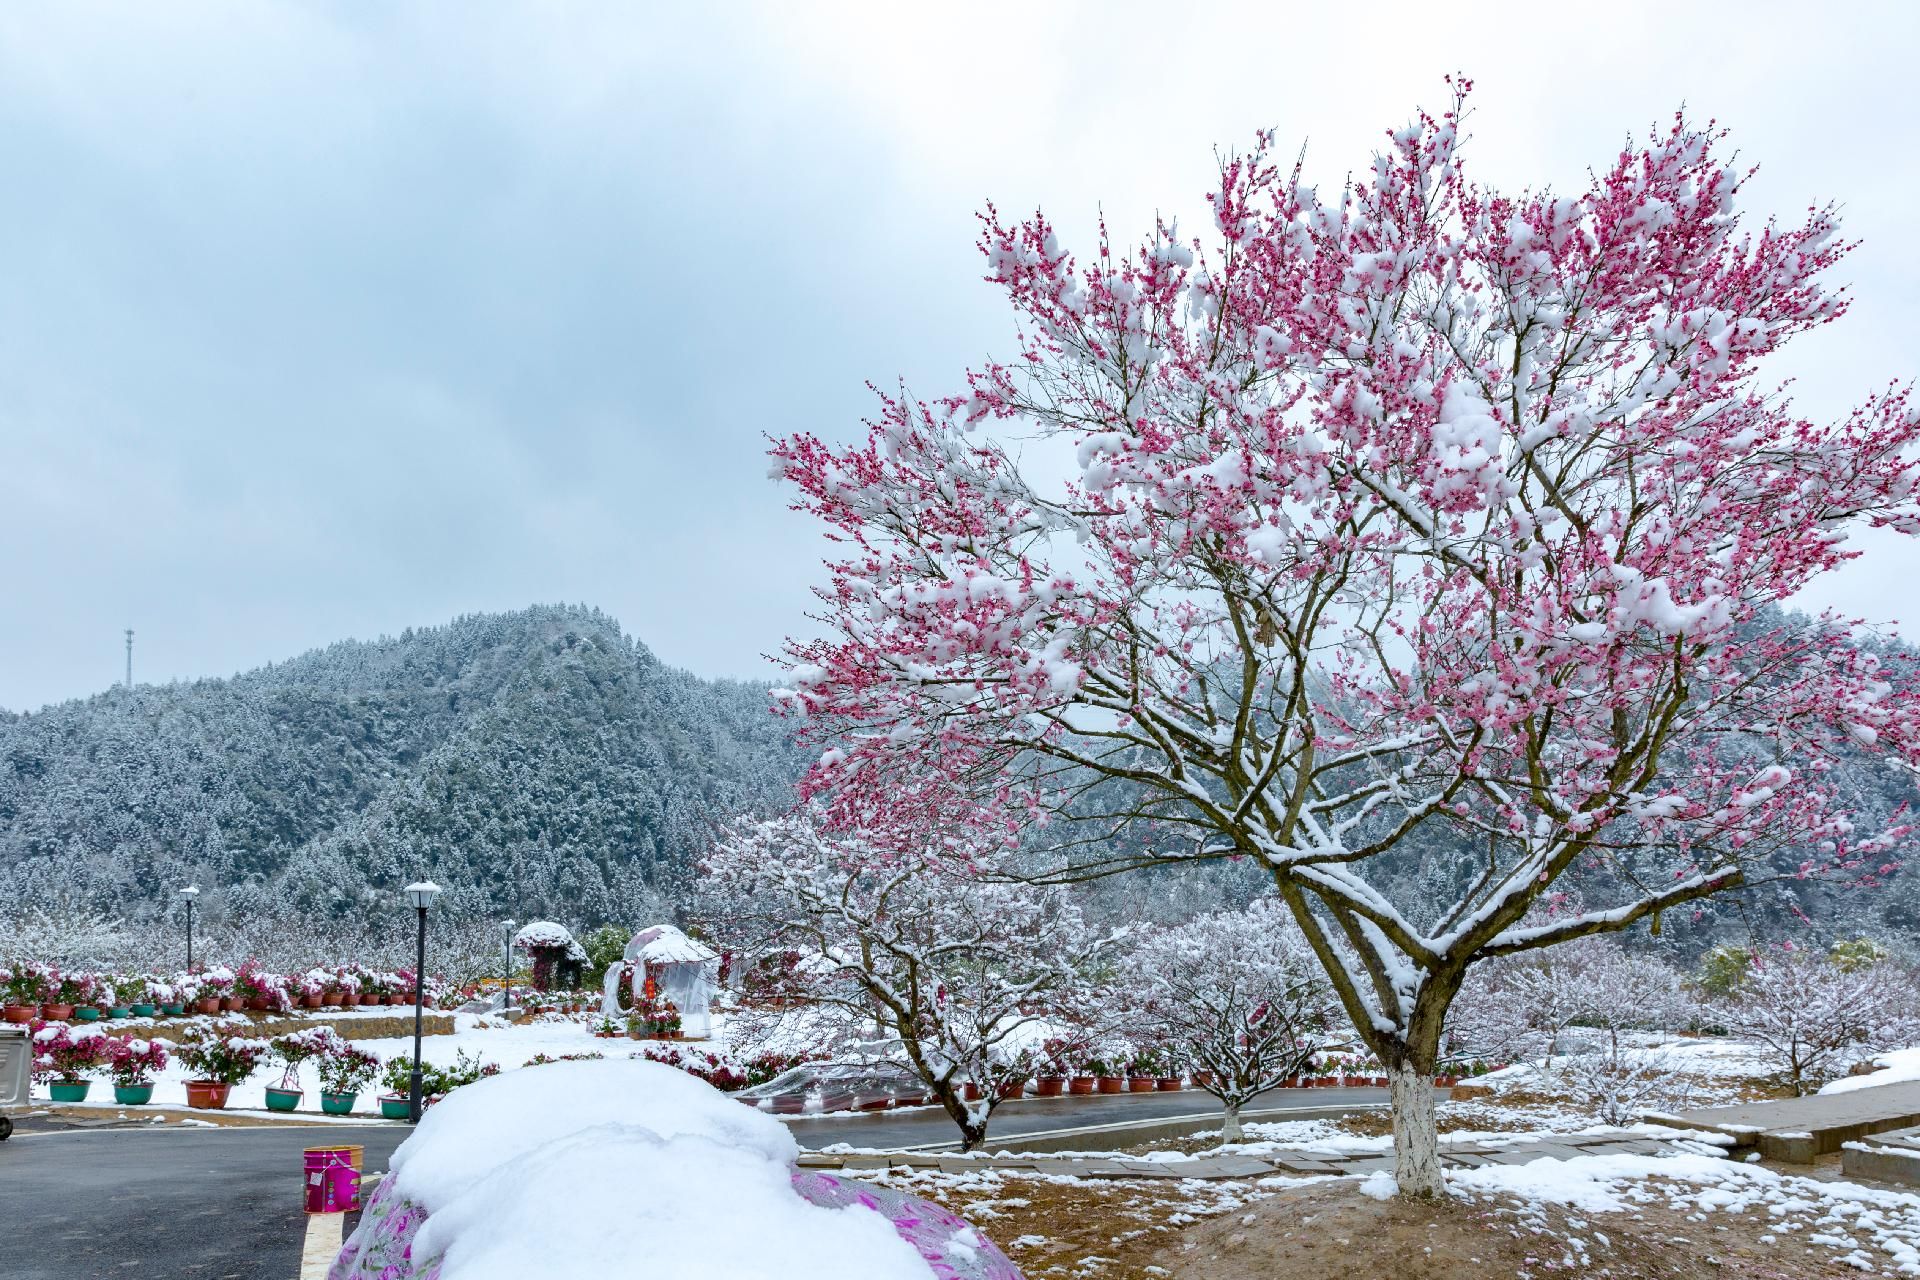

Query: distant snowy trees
left=0, top=605, right=803, bottom=950
left=1722, top=946, right=1920, bottom=1095
left=1120, top=899, right=1336, bottom=1137
left=701, top=815, right=1109, bottom=1151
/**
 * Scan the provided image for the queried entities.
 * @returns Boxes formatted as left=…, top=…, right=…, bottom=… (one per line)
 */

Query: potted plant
left=108, top=1036, right=169, bottom=1105
left=1126, top=1049, right=1161, bottom=1093
left=266, top=1026, right=346, bottom=1112
left=107, top=975, right=142, bottom=1019
left=39, top=969, right=82, bottom=1021
left=33, top=1023, right=108, bottom=1102
left=149, top=977, right=185, bottom=1017
left=3, top=964, right=48, bottom=1022
left=1085, top=1055, right=1124, bottom=1095
left=175, top=1028, right=267, bottom=1109
left=317, top=1043, right=381, bottom=1116
left=235, top=960, right=285, bottom=1013
left=126, top=974, right=158, bottom=1019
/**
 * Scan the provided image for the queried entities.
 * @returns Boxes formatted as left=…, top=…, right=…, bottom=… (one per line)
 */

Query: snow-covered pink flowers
left=768, top=83, right=1920, bottom=1196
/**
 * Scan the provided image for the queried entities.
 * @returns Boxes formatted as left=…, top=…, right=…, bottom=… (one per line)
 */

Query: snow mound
left=390, top=1058, right=794, bottom=1209
left=387, top=1059, right=936, bottom=1279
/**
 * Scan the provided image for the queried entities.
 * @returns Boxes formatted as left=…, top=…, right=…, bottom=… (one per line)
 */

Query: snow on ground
left=1826, top=1049, right=1920, bottom=1096
left=1437, top=1151, right=1920, bottom=1275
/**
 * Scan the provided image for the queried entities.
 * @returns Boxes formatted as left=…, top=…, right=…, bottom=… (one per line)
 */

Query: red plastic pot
left=1067, top=1077, right=1096, bottom=1096
left=2, top=1005, right=36, bottom=1024
left=1033, top=1076, right=1066, bottom=1098
left=185, top=1080, right=232, bottom=1110
left=767, top=1094, right=807, bottom=1115
left=1095, top=1076, right=1123, bottom=1095
left=40, top=1003, right=75, bottom=1021
left=1155, top=1077, right=1182, bottom=1091
left=962, top=1082, right=983, bottom=1102
left=1127, top=1076, right=1155, bottom=1093
left=854, top=1094, right=894, bottom=1112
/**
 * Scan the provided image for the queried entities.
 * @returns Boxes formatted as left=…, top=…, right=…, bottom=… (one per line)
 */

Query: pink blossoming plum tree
left=768, top=85, right=1920, bottom=1195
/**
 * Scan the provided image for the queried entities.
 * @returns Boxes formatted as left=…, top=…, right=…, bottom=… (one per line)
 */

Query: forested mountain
left=0, top=606, right=805, bottom=939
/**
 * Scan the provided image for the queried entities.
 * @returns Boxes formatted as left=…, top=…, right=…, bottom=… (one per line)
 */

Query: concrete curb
left=882, top=1101, right=1391, bottom=1154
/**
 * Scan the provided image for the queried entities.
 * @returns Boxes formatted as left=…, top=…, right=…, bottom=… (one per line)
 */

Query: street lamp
left=403, top=881, right=441, bottom=1123
left=502, top=919, right=517, bottom=1012
left=180, top=886, right=200, bottom=973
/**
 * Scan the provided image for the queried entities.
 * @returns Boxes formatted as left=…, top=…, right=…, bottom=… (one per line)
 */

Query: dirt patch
left=1153, top=1179, right=1865, bottom=1279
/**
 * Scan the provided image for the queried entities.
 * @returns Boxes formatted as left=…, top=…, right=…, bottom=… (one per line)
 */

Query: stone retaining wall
left=135, top=1010, right=455, bottom=1044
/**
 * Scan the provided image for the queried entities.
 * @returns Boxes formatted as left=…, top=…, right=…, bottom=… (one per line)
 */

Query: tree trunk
left=1389, top=1061, right=1444, bottom=1197
left=958, top=1118, right=988, bottom=1152
left=1220, top=1101, right=1243, bottom=1142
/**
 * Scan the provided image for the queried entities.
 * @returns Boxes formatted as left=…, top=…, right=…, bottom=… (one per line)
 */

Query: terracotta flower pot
left=195, top=998, right=222, bottom=1015
left=302, top=994, right=322, bottom=1009
left=1127, top=1076, right=1155, bottom=1093
left=321, top=993, right=344, bottom=1007
left=248, top=997, right=273, bottom=1011
left=1033, top=1076, right=1066, bottom=1097
left=340, top=993, right=361, bottom=1008
left=2, top=1005, right=36, bottom=1024
left=40, top=1003, right=75, bottom=1021
left=1095, top=1076, right=1123, bottom=1095
left=1155, top=1078, right=1182, bottom=1091
left=962, top=1082, right=982, bottom=1102
left=1067, top=1077, right=1096, bottom=1096
left=185, top=1080, right=232, bottom=1110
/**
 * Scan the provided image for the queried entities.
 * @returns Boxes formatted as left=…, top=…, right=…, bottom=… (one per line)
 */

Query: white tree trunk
left=1389, top=1062, right=1444, bottom=1197
left=1220, top=1102, right=1243, bottom=1141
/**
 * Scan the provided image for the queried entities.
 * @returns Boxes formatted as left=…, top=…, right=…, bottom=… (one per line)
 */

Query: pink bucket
left=303, top=1145, right=362, bottom=1214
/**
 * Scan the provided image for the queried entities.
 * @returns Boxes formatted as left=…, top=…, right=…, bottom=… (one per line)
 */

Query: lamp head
left=404, top=881, right=442, bottom=911
left=180, top=885, right=199, bottom=899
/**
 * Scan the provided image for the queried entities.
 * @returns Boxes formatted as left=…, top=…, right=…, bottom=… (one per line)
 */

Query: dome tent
left=514, top=921, right=589, bottom=992
left=602, top=924, right=720, bottom=1039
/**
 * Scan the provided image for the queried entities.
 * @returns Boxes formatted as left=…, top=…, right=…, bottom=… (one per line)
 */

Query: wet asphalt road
left=0, top=1086, right=1395, bottom=1279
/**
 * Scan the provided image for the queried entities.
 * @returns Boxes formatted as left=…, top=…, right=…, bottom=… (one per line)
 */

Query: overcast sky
left=2, top=2, right=1915, bottom=712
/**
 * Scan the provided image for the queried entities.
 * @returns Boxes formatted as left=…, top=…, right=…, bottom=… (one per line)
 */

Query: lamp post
left=403, top=881, right=441, bottom=1123
left=180, top=886, right=200, bottom=973
left=502, top=919, right=516, bottom=1012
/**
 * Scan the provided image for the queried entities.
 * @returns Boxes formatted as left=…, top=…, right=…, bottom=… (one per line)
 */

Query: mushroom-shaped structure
left=601, top=924, right=720, bottom=1039
left=513, top=921, right=578, bottom=992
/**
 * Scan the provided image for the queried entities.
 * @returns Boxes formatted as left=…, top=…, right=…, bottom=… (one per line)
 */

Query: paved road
left=0, top=1087, right=1394, bottom=1280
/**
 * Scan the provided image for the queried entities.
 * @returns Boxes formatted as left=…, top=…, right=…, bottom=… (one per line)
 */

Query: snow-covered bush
left=1721, top=946, right=1920, bottom=1095
left=107, top=1037, right=169, bottom=1089
left=1120, top=898, right=1336, bottom=1137
left=32, top=1023, right=111, bottom=1083
left=174, top=1028, right=269, bottom=1086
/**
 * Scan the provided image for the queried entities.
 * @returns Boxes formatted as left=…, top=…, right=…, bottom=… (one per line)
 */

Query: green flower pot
left=379, top=1095, right=412, bottom=1120
left=264, top=1087, right=304, bottom=1113
left=160, top=1003, right=185, bottom=1016
left=129, top=1003, right=157, bottom=1018
left=114, top=1084, right=155, bottom=1105
left=74, top=1007, right=100, bottom=1023
left=320, top=1091, right=358, bottom=1116
left=49, top=1081, right=91, bottom=1102
left=107, top=1007, right=131, bottom=1020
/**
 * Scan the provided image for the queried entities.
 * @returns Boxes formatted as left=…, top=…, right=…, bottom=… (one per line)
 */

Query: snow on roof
left=513, top=921, right=574, bottom=950
left=625, top=923, right=719, bottom=965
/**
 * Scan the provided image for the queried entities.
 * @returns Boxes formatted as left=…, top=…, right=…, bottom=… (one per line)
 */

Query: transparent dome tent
left=601, top=924, right=720, bottom=1039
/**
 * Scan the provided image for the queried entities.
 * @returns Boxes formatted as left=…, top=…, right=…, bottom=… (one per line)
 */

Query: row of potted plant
left=31, top=1024, right=172, bottom=1104
left=2, top=960, right=429, bottom=1023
